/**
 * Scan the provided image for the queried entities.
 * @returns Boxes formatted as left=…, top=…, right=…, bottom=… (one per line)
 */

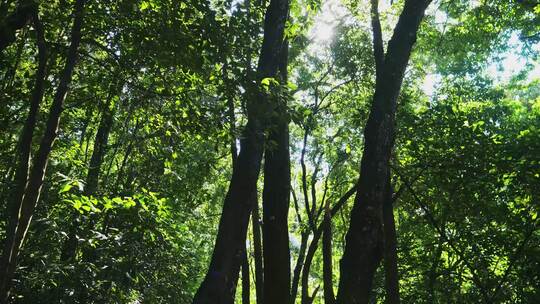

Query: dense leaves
left=0, top=0, right=539, bottom=303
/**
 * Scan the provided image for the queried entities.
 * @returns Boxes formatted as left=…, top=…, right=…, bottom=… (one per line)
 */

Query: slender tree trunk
left=228, top=67, right=251, bottom=304
left=301, top=228, right=322, bottom=304
left=0, top=10, right=46, bottom=301
left=262, top=39, right=291, bottom=304
left=0, top=1, right=85, bottom=301
left=291, top=230, right=308, bottom=304
left=241, top=250, right=250, bottom=304
left=290, top=184, right=356, bottom=304
left=114, top=120, right=139, bottom=190
left=192, top=1, right=289, bottom=302
left=383, top=176, right=400, bottom=304
left=1, top=28, right=26, bottom=93
left=85, top=92, right=116, bottom=195
left=336, top=1, right=432, bottom=303
left=0, top=0, right=36, bottom=53
left=299, top=185, right=356, bottom=304
left=323, top=202, right=335, bottom=304
left=427, top=236, right=444, bottom=304
left=252, top=192, right=264, bottom=304
left=61, top=87, right=117, bottom=261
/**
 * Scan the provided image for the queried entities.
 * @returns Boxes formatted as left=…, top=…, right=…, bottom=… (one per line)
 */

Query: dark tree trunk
left=336, top=1, right=431, bottom=303
left=85, top=92, right=116, bottom=195
left=323, top=203, right=335, bottom=304
left=301, top=227, right=322, bottom=304
left=0, top=0, right=36, bottom=53
left=291, top=230, right=308, bottom=304
left=0, top=0, right=85, bottom=302
left=252, top=196, right=264, bottom=304
left=0, top=10, right=46, bottom=302
left=241, top=250, right=250, bottom=304
left=60, top=87, right=117, bottom=262
left=262, top=38, right=291, bottom=304
left=292, top=185, right=356, bottom=304
left=383, top=176, right=400, bottom=304
left=192, top=1, right=289, bottom=302
left=1, top=29, right=26, bottom=93
left=426, top=236, right=444, bottom=304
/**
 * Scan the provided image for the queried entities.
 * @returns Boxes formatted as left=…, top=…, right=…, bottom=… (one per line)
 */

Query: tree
left=337, top=0, right=433, bottom=303
left=0, top=0, right=86, bottom=301
left=192, top=0, right=290, bottom=302
left=0, top=0, right=36, bottom=53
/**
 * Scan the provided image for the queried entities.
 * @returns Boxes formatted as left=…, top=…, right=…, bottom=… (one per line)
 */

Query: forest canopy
left=0, top=0, right=539, bottom=303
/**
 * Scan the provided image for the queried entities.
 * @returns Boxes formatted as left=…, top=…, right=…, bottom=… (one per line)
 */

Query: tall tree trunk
left=0, top=9, right=46, bottom=302
left=426, top=235, right=444, bottom=304
left=262, top=39, right=291, bottom=304
left=0, top=1, right=85, bottom=301
left=336, top=1, right=432, bottom=303
left=301, top=227, right=322, bottom=304
left=241, top=250, right=250, bottom=304
left=60, top=87, right=117, bottom=262
left=300, top=185, right=356, bottom=304
left=192, top=0, right=289, bottom=302
left=323, top=202, right=335, bottom=304
left=1, top=28, right=26, bottom=93
left=0, top=0, right=36, bottom=53
left=228, top=68, right=251, bottom=304
left=383, top=176, right=400, bottom=304
left=252, top=192, right=264, bottom=304
left=291, top=230, right=308, bottom=304
left=85, top=91, right=116, bottom=195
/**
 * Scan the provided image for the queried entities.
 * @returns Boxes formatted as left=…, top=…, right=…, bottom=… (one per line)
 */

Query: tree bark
left=0, top=0, right=36, bottom=53
left=383, top=176, right=400, bottom=304
left=301, top=227, right=322, bottom=304
left=0, top=9, right=46, bottom=302
left=192, top=1, right=289, bottom=302
left=85, top=90, right=117, bottom=195
left=336, top=1, right=432, bottom=303
left=252, top=195, right=264, bottom=304
left=241, top=250, right=250, bottom=304
left=262, top=38, right=291, bottom=304
left=290, top=230, right=308, bottom=304
left=323, top=202, right=335, bottom=304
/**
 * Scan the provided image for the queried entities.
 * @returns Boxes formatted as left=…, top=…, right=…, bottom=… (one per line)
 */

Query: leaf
left=59, top=183, right=73, bottom=194
left=140, top=1, right=151, bottom=11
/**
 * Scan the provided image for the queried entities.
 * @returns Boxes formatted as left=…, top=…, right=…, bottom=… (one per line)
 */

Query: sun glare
left=309, top=0, right=349, bottom=45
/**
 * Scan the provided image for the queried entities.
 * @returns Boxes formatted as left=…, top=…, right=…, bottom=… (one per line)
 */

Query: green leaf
left=59, top=183, right=73, bottom=194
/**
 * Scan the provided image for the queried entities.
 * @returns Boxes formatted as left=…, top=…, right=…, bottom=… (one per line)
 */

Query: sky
left=308, top=0, right=540, bottom=97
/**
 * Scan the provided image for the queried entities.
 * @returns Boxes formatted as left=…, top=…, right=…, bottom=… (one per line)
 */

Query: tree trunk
left=262, top=39, right=291, bottom=304
left=426, top=236, right=444, bottom=304
left=291, top=230, right=308, bottom=304
left=301, top=227, right=322, bottom=304
left=85, top=91, right=117, bottom=195
left=323, top=203, right=335, bottom=304
left=192, top=1, right=289, bottom=302
left=60, top=87, right=117, bottom=262
left=336, top=1, right=431, bottom=303
left=252, top=193, right=264, bottom=304
left=0, top=0, right=36, bottom=53
left=292, top=185, right=356, bottom=304
left=0, top=10, right=46, bottom=301
left=383, top=176, right=400, bottom=304
left=241, top=250, right=250, bottom=304
left=0, top=1, right=85, bottom=301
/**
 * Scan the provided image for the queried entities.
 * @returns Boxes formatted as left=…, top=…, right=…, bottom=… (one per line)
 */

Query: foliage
left=0, top=0, right=539, bottom=303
